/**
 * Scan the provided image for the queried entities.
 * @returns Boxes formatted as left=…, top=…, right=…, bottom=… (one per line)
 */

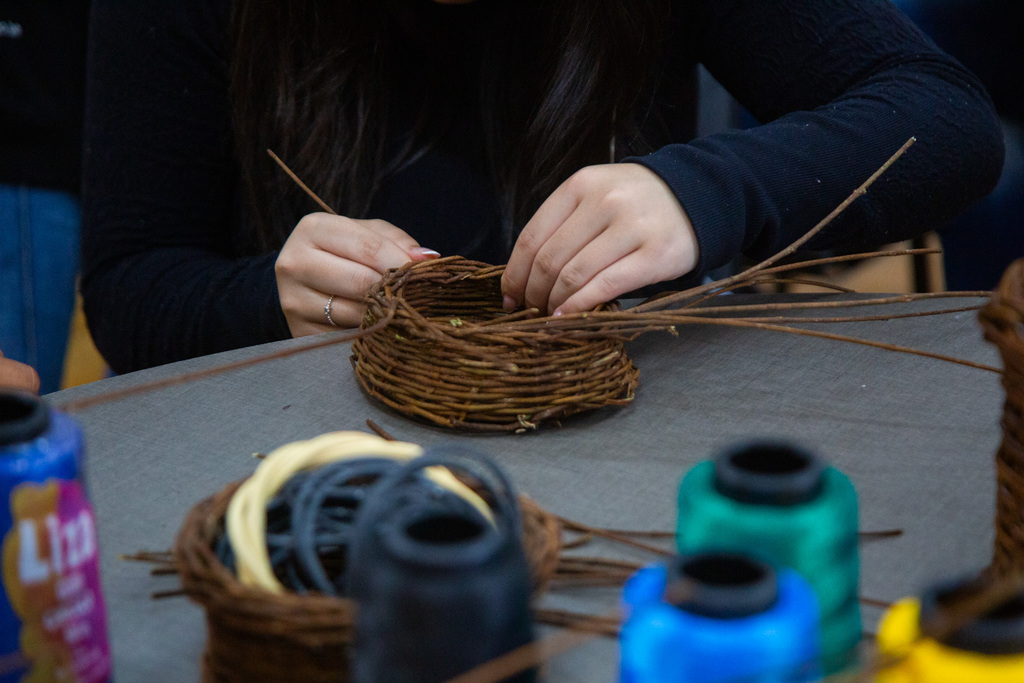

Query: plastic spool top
left=921, top=579, right=1024, bottom=656
left=668, top=552, right=778, bottom=619
left=0, top=391, right=50, bottom=447
left=713, top=442, right=825, bottom=506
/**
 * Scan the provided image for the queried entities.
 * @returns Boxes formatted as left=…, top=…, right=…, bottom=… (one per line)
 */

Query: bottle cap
left=668, top=552, right=778, bottom=619
left=714, top=442, right=824, bottom=506
left=0, top=391, right=50, bottom=448
left=920, top=577, right=1024, bottom=655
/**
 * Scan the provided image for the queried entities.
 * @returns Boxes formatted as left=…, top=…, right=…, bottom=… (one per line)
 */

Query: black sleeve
left=81, top=0, right=291, bottom=374
left=632, top=0, right=1005, bottom=277
left=900, top=0, right=1024, bottom=122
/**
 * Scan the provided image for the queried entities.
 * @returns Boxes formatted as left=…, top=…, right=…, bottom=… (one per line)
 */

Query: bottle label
left=1, top=480, right=112, bottom=682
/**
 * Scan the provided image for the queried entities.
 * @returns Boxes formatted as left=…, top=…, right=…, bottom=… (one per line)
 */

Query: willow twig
left=748, top=277, right=858, bottom=293
left=556, top=517, right=672, bottom=556
left=365, top=418, right=396, bottom=441
left=267, top=149, right=337, bottom=215
left=59, top=309, right=396, bottom=413
left=752, top=248, right=941, bottom=281
left=859, top=529, right=903, bottom=540
left=677, top=316, right=1000, bottom=373
left=859, top=596, right=894, bottom=609
left=725, top=304, right=983, bottom=325
left=633, top=137, right=917, bottom=313
left=677, top=247, right=941, bottom=307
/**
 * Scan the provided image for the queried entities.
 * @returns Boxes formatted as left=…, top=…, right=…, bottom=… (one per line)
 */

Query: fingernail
left=409, top=247, right=441, bottom=260
left=502, top=295, right=516, bottom=312
left=552, top=308, right=563, bottom=317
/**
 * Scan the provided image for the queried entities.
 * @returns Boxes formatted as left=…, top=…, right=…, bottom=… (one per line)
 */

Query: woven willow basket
left=351, top=257, right=639, bottom=432
left=174, top=479, right=562, bottom=683
left=981, top=259, right=1024, bottom=576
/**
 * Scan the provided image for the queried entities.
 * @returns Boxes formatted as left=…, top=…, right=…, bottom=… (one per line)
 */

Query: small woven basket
left=980, top=259, right=1024, bottom=576
left=174, top=479, right=562, bottom=683
left=351, top=257, right=639, bottom=432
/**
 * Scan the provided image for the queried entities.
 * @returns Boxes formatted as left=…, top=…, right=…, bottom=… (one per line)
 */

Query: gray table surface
left=48, top=294, right=1005, bottom=682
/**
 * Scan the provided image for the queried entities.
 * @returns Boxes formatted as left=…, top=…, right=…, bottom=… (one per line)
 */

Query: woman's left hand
left=501, top=163, right=699, bottom=316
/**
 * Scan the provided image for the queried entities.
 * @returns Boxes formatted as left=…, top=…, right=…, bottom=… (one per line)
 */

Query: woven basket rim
left=353, top=257, right=640, bottom=432
left=366, top=256, right=624, bottom=342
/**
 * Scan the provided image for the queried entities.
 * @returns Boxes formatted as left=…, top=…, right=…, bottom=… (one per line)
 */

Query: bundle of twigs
left=981, top=259, right=1024, bottom=576
left=172, top=478, right=562, bottom=683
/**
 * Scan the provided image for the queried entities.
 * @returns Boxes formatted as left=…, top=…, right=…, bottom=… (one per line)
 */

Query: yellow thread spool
left=877, top=597, right=1024, bottom=682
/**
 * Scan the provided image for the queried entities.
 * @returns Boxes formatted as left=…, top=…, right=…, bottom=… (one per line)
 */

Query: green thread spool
left=676, top=442, right=860, bottom=674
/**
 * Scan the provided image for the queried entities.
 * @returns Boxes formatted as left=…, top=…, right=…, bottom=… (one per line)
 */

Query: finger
left=304, top=215, right=419, bottom=272
left=552, top=250, right=658, bottom=317
left=546, top=226, right=644, bottom=313
left=362, top=219, right=439, bottom=259
left=0, top=359, right=41, bottom=393
left=355, top=219, right=440, bottom=262
left=521, top=205, right=614, bottom=314
left=502, top=178, right=585, bottom=310
left=294, top=286, right=367, bottom=332
left=291, top=250, right=384, bottom=302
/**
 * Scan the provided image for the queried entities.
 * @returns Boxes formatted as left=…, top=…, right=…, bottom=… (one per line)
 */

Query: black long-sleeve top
left=81, top=0, right=1004, bottom=373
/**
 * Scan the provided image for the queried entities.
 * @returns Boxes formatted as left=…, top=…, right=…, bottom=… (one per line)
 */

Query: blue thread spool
left=347, top=445, right=535, bottom=683
left=620, top=552, right=821, bottom=683
left=676, top=442, right=860, bottom=674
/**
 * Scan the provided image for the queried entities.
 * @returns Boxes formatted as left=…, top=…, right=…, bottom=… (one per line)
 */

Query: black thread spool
left=347, top=445, right=536, bottom=683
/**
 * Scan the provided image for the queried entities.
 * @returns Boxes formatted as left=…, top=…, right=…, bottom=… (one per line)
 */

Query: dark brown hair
left=230, top=0, right=670, bottom=253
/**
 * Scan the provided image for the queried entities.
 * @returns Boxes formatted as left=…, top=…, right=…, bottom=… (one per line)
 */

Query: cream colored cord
left=225, top=431, right=491, bottom=593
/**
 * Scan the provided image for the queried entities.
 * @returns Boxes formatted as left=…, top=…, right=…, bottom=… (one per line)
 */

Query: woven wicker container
left=981, top=259, right=1024, bottom=576
left=351, top=257, right=640, bottom=432
left=174, top=479, right=562, bottom=683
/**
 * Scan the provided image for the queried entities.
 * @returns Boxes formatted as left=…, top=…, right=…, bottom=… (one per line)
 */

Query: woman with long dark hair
left=82, top=0, right=1004, bottom=372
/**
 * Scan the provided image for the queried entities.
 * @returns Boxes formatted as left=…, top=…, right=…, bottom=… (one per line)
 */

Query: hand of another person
left=275, top=213, right=439, bottom=336
left=501, top=163, right=699, bottom=316
left=0, top=350, right=40, bottom=393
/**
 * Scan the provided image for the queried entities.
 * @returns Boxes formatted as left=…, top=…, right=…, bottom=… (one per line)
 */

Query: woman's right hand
left=275, top=213, right=438, bottom=336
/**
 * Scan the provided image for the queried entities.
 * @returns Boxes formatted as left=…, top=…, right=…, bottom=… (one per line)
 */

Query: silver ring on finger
left=325, top=294, right=339, bottom=327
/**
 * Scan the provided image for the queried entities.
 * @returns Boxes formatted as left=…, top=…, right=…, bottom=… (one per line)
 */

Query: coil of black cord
left=215, top=457, right=480, bottom=596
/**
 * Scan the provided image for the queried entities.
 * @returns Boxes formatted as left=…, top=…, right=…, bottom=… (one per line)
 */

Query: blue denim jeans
left=0, top=185, right=81, bottom=394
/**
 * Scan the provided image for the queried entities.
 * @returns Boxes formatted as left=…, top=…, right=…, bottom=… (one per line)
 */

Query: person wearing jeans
left=0, top=187, right=80, bottom=393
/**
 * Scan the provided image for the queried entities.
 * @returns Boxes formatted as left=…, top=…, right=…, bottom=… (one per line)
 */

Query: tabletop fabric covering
left=50, top=294, right=1003, bottom=681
